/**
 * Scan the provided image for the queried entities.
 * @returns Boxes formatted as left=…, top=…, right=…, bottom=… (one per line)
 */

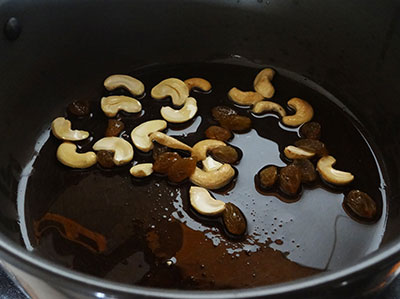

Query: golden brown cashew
left=93, top=137, right=134, bottom=165
left=160, top=97, right=198, bottom=123
left=282, top=98, right=314, bottom=127
left=130, top=163, right=153, bottom=178
left=149, top=132, right=192, bottom=152
left=51, top=117, right=89, bottom=141
left=190, top=164, right=235, bottom=190
left=252, top=101, right=286, bottom=117
left=317, top=155, right=354, bottom=185
left=253, top=68, right=275, bottom=98
left=191, top=139, right=226, bottom=161
left=151, top=78, right=189, bottom=106
left=101, top=96, right=142, bottom=117
left=284, top=145, right=315, bottom=159
left=104, top=74, right=145, bottom=96
left=184, top=78, right=212, bottom=92
left=130, top=120, right=167, bottom=152
left=189, top=186, right=226, bottom=216
left=228, top=87, right=264, bottom=106
left=56, top=142, right=97, bottom=169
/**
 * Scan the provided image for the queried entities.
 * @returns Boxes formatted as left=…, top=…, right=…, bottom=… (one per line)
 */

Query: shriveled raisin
left=211, top=106, right=237, bottom=122
left=222, top=203, right=247, bottom=236
left=258, top=166, right=278, bottom=189
left=295, top=139, right=328, bottom=157
left=97, top=150, right=115, bottom=168
left=344, top=190, right=377, bottom=220
left=205, top=126, right=232, bottom=141
left=292, top=159, right=317, bottom=184
left=105, top=119, right=125, bottom=137
left=210, top=145, right=239, bottom=164
left=279, top=165, right=301, bottom=196
left=67, top=100, right=90, bottom=117
left=152, top=143, right=169, bottom=160
left=153, top=152, right=181, bottom=174
left=167, top=157, right=197, bottom=183
left=219, top=115, right=252, bottom=132
left=300, top=122, right=321, bottom=140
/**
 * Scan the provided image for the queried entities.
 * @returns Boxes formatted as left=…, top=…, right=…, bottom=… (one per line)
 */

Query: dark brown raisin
left=344, top=190, right=377, bottom=220
left=292, top=159, right=317, bottom=184
left=211, top=106, right=237, bottom=122
left=258, top=166, right=278, bottom=189
left=210, top=145, right=239, bottom=164
left=222, top=203, right=247, bottom=236
left=97, top=150, right=115, bottom=168
left=153, top=152, right=181, bottom=174
left=67, top=100, right=90, bottom=117
left=300, top=122, right=321, bottom=140
left=279, top=165, right=302, bottom=196
left=205, top=126, right=232, bottom=141
left=219, top=115, right=252, bottom=132
left=105, top=119, right=125, bottom=137
left=295, top=139, right=328, bottom=157
left=167, top=157, right=197, bottom=183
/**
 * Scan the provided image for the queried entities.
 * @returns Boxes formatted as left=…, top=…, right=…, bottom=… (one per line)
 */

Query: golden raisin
left=153, top=152, right=181, bottom=174
left=279, top=165, right=301, bottom=196
left=167, top=157, right=197, bottom=183
left=205, top=126, right=232, bottom=141
left=210, top=145, right=239, bottom=164
left=97, top=150, right=115, bottom=168
left=223, top=203, right=247, bottom=236
left=67, top=100, right=90, bottom=117
left=219, top=115, right=252, bottom=132
left=105, top=119, right=125, bottom=137
left=300, top=122, right=321, bottom=140
left=211, top=106, right=237, bottom=122
left=344, top=190, right=377, bottom=220
left=292, top=159, right=316, bottom=184
left=258, top=166, right=278, bottom=189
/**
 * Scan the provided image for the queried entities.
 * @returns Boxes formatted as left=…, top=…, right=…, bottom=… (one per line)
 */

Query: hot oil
left=20, top=62, right=387, bottom=289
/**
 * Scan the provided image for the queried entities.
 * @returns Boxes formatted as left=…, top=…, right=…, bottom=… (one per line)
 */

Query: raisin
left=152, top=143, right=169, bottom=160
left=300, top=122, right=321, bottom=140
left=153, top=152, right=181, bottom=174
left=167, top=157, right=197, bottom=183
left=222, top=203, right=247, bottom=236
left=295, top=139, right=328, bottom=157
left=258, top=166, right=278, bottom=189
left=205, top=126, right=232, bottom=141
left=219, top=115, right=252, bottom=132
left=210, top=145, right=239, bottom=164
left=105, top=119, right=125, bottom=137
left=211, top=106, right=237, bottom=122
left=97, top=150, right=115, bottom=168
left=67, top=100, right=90, bottom=117
left=292, top=159, right=317, bottom=184
left=344, top=190, right=377, bottom=220
left=279, top=165, right=301, bottom=196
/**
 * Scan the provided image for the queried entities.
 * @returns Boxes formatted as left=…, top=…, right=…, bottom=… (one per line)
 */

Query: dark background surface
left=0, top=266, right=399, bottom=299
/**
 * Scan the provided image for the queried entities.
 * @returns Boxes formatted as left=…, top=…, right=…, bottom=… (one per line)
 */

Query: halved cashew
left=56, top=142, right=96, bottom=169
left=130, top=120, right=167, bottom=152
left=190, top=164, right=235, bottom=190
left=191, top=139, right=226, bottom=161
left=101, top=96, right=142, bottom=117
left=284, top=145, right=315, bottom=159
left=151, top=78, right=189, bottom=106
left=317, top=155, right=354, bottom=185
left=189, top=186, right=226, bottom=216
left=253, top=68, right=275, bottom=98
left=252, top=101, right=286, bottom=117
left=51, top=117, right=89, bottom=141
left=228, top=87, right=264, bottom=106
left=282, top=98, right=314, bottom=127
left=202, top=156, right=223, bottom=172
left=93, top=137, right=134, bottom=166
left=184, top=78, right=212, bottom=92
left=160, top=97, right=197, bottom=123
left=104, top=74, right=145, bottom=96
left=149, top=132, right=192, bottom=152
left=130, top=163, right=153, bottom=178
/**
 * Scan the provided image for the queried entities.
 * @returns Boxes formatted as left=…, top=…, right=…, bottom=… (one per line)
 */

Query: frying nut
left=101, top=96, right=142, bottom=117
left=252, top=101, right=286, bottom=117
left=56, top=142, right=97, bottom=169
left=93, top=137, right=134, bottom=166
left=104, top=74, right=145, bottom=96
left=149, top=132, right=192, bottom=152
left=189, top=186, right=226, bottom=216
left=190, top=164, right=235, bottom=190
left=282, top=98, right=314, bottom=127
left=151, top=78, right=189, bottom=106
left=51, top=117, right=89, bottom=141
left=253, top=68, right=275, bottom=98
left=284, top=145, right=315, bottom=160
left=191, top=139, right=226, bottom=161
left=184, top=78, right=212, bottom=92
left=317, top=155, right=354, bottom=185
left=130, top=163, right=153, bottom=178
left=130, top=120, right=167, bottom=152
left=202, top=156, right=223, bottom=172
left=228, top=87, right=264, bottom=106
left=160, top=97, right=198, bottom=123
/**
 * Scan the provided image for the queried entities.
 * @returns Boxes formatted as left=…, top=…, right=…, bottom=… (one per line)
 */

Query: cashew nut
left=253, top=68, right=275, bottom=98
left=184, top=78, right=212, bottom=92
left=51, top=117, right=89, bottom=141
left=130, top=120, right=167, bottom=152
left=191, top=139, right=226, bottom=161
left=189, top=186, right=226, bottom=216
left=149, top=132, right=192, bottom=152
left=130, top=163, right=153, bottom=178
left=56, top=142, right=96, bottom=169
left=93, top=137, right=134, bottom=166
left=101, top=96, right=142, bottom=117
left=202, top=156, right=223, bottom=172
left=228, top=87, right=264, bottom=106
left=190, top=164, right=235, bottom=190
left=284, top=145, right=315, bottom=159
left=317, top=155, right=354, bottom=185
left=151, top=78, right=189, bottom=106
left=160, top=97, right=197, bottom=123
left=252, top=101, right=286, bottom=117
left=282, top=98, right=314, bottom=127
left=104, top=74, right=145, bottom=96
